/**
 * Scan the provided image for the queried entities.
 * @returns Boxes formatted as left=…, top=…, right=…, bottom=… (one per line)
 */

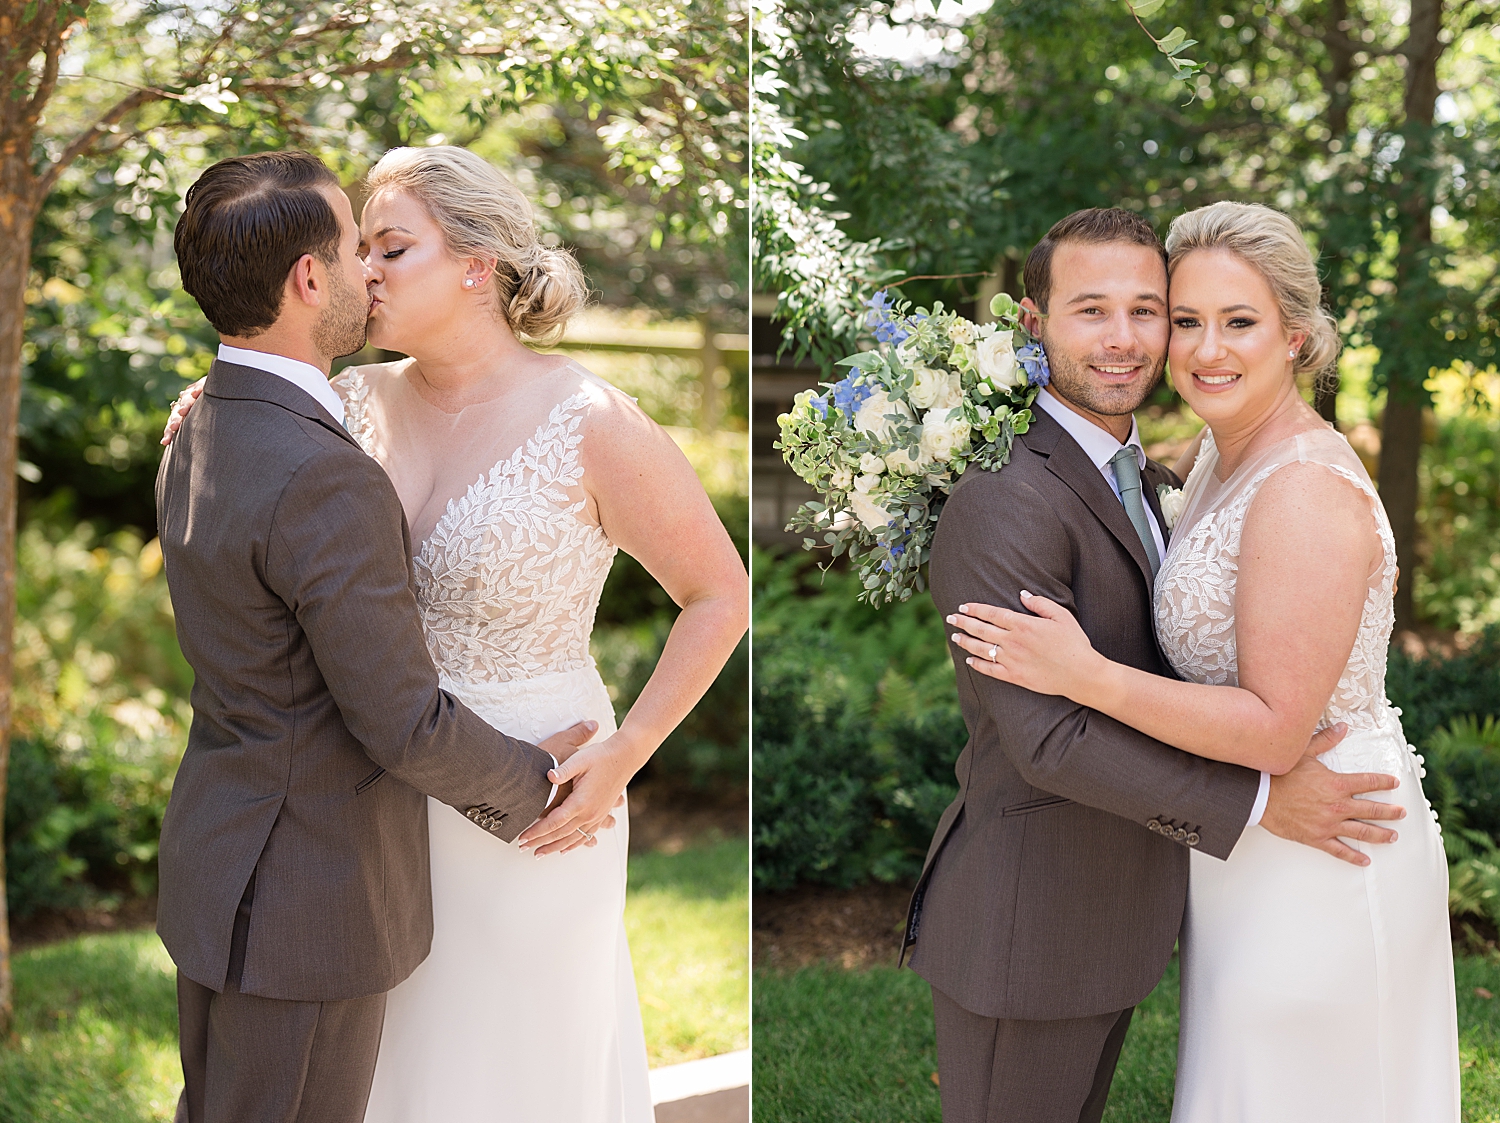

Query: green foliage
left=6, top=513, right=189, bottom=919
left=751, top=550, right=961, bottom=890
left=1386, top=627, right=1500, bottom=754
left=1417, top=411, right=1500, bottom=630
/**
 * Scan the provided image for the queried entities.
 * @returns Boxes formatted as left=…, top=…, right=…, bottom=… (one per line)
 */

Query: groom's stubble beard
left=312, top=261, right=370, bottom=360
left=1040, top=324, right=1167, bottom=419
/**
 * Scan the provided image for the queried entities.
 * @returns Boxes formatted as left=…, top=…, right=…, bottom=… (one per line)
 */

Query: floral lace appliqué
left=1155, top=444, right=1401, bottom=749
left=404, top=392, right=616, bottom=683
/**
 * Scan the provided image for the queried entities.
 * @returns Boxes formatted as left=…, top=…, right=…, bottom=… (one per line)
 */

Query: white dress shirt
left=217, top=344, right=346, bottom=428
left=214, top=344, right=564, bottom=811
left=1036, top=388, right=1270, bottom=829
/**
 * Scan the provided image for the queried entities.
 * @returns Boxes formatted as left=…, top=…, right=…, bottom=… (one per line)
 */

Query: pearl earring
left=465, top=279, right=475, bottom=288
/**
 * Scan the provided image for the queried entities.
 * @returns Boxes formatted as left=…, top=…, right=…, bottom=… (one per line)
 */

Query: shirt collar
left=216, top=344, right=345, bottom=427
left=1037, top=387, right=1146, bottom=474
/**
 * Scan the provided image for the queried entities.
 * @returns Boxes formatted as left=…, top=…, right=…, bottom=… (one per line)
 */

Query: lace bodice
left=338, top=362, right=617, bottom=684
left=1155, top=427, right=1400, bottom=740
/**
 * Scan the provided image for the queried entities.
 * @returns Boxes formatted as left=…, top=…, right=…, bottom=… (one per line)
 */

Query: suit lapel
left=1140, top=460, right=1173, bottom=549
left=202, top=360, right=360, bottom=450
left=1021, top=410, right=1157, bottom=592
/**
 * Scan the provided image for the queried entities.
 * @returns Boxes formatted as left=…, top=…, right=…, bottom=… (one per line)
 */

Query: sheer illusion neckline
left=397, top=355, right=580, bottom=417
left=412, top=389, right=595, bottom=560
left=1207, top=421, right=1336, bottom=485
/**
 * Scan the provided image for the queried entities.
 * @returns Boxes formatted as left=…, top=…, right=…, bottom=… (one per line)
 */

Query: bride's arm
left=517, top=391, right=749, bottom=855
left=950, top=463, right=1379, bottom=775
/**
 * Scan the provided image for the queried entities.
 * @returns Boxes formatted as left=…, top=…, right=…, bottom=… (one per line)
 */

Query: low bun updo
left=364, top=145, right=588, bottom=341
left=1164, top=202, right=1341, bottom=385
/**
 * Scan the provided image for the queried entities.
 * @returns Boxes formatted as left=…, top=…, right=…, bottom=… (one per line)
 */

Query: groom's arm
left=933, top=470, right=1260, bottom=860
left=264, top=442, right=555, bottom=841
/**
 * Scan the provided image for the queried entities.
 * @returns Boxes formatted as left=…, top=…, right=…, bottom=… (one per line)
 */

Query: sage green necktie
left=1110, top=447, right=1161, bottom=577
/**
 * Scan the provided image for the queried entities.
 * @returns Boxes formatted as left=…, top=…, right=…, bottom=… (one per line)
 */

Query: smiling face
left=360, top=188, right=483, bottom=354
left=1025, top=240, right=1169, bottom=435
left=1167, top=248, right=1307, bottom=426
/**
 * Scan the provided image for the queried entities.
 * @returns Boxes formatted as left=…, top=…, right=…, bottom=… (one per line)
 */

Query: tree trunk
left=0, top=152, right=39, bottom=1038
left=1379, top=0, right=1444, bottom=631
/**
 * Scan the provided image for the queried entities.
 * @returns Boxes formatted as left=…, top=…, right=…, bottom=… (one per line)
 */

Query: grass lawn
left=754, top=953, right=1500, bottom=1123
left=0, top=833, right=748, bottom=1121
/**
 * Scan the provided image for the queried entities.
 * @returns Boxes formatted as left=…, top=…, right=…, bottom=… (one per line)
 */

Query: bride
left=948, top=202, right=1458, bottom=1119
left=169, top=145, right=747, bottom=1120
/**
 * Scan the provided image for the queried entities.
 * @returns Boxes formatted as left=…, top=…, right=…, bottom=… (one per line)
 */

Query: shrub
left=1386, top=627, right=1500, bottom=753
left=6, top=513, right=189, bottom=917
left=1416, top=411, right=1500, bottom=631
left=751, top=551, right=962, bottom=891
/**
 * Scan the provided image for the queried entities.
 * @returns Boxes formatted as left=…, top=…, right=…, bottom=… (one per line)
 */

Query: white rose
left=848, top=489, right=892, bottom=532
left=1158, top=485, right=1186, bottom=531
left=860, top=452, right=886, bottom=475
left=949, top=319, right=978, bottom=346
left=919, top=407, right=972, bottom=464
left=975, top=331, right=1021, bottom=389
left=884, top=444, right=933, bottom=474
left=853, top=472, right=882, bottom=493
left=854, top=388, right=912, bottom=442
left=829, top=467, right=853, bottom=490
left=908, top=366, right=945, bottom=409
left=930, top=370, right=965, bottom=411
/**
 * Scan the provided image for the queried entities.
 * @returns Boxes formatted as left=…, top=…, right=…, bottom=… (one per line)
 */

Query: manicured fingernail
left=946, top=614, right=956, bottom=624
left=1020, top=590, right=1032, bottom=598
left=966, top=657, right=974, bottom=665
left=951, top=633, right=961, bottom=643
left=959, top=604, right=968, bottom=613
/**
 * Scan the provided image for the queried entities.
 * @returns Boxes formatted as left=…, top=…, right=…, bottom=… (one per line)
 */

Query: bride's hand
left=161, top=379, right=205, bottom=445
left=517, top=733, right=641, bottom=857
left=947, top=592, right=1105, bottom=700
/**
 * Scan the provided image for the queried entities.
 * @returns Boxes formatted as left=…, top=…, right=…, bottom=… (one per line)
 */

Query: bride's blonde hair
left=365, top=146, right=588, bottom=342
left=1164, top=202, right=1341, bottom=383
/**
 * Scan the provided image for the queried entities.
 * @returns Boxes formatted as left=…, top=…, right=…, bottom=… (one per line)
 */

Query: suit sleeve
left=264, top=445, right=554, bottom=841
left=933, top=471, right=1259, bottom=859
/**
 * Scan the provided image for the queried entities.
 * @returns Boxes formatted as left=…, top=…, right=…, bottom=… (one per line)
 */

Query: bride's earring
left=465, top=279, right=476, bottom=288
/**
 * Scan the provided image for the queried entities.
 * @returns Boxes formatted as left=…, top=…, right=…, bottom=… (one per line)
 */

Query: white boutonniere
left=1157, top=484, right=1185, bottom=531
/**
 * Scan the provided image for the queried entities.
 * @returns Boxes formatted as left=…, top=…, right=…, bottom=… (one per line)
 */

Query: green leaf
left=1157, top=26, right=1187, bottom=54
left=1168, top=39, right=1199, bottom=57
left=1130, top=0, right=1166, bottom=19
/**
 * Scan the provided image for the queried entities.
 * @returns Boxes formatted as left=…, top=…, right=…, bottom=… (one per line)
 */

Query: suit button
left=1186, top=832, right=1200, bottom=846
left=1173, top=828, right=1187, bottom=841
left=1147, top=819, right=1162, bottom=832
left=465, top=808, right=479, bottom=820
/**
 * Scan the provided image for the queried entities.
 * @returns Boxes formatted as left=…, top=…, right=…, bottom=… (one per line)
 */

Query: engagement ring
left=988, top=644, right=998, bottom=662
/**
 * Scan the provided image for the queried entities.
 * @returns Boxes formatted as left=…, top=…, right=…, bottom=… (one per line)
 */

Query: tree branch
left=35, top=86, right=163, bottom=199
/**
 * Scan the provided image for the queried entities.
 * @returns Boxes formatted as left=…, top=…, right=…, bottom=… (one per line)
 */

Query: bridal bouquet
left=776, top=291, right=1051, bottom=604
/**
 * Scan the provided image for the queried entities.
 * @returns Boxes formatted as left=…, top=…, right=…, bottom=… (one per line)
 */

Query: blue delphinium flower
left=809, top=394, right=829, bottom=418
left=1017, top=341, right=1051, bottom=387
left=865, top=291, right=911, bottom=345
left=830, top=377, right=874, bottom=417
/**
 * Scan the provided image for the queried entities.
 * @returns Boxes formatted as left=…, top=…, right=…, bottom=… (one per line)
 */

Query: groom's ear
left=1019, top=297, right=1045, bottom=339
left=285, top=253, right=323, bottom=310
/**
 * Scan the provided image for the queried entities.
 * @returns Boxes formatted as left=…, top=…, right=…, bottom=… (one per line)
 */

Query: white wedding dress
left=1156, top=426, right=1459, bottom=1121
left=335, top=359, right=654, bottom=1123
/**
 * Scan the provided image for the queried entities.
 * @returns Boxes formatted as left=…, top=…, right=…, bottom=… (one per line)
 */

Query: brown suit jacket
left=904, top=407, right=1260, bottom=1021
left=155, top=359, right=556, bottom=1003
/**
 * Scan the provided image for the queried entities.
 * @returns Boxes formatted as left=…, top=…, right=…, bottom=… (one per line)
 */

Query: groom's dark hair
left=175, top=151, right=344, bottom=337
left=1023, top=208, right=1166, bottom=313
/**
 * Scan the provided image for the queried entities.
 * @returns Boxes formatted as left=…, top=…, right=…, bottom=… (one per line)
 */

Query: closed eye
left=383, top=248, right=406, bottom=260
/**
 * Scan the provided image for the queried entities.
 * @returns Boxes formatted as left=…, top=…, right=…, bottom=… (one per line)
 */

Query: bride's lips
left=1192, top=369, right=1242, bottom=393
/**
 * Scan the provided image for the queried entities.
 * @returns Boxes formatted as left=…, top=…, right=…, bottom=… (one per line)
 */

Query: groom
left=156, top=151, right=596, bottom=1123
left=903, top=208, right=1407, bottom=1122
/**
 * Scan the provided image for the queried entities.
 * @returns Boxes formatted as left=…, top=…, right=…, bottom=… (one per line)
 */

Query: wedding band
left=988, top=644, right=998, bottom=662
left=575, top=827, right=589, bottom=839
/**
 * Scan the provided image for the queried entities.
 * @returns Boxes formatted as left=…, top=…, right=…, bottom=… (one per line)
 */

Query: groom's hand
left=1260, top=726, right=1405, bottom=867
